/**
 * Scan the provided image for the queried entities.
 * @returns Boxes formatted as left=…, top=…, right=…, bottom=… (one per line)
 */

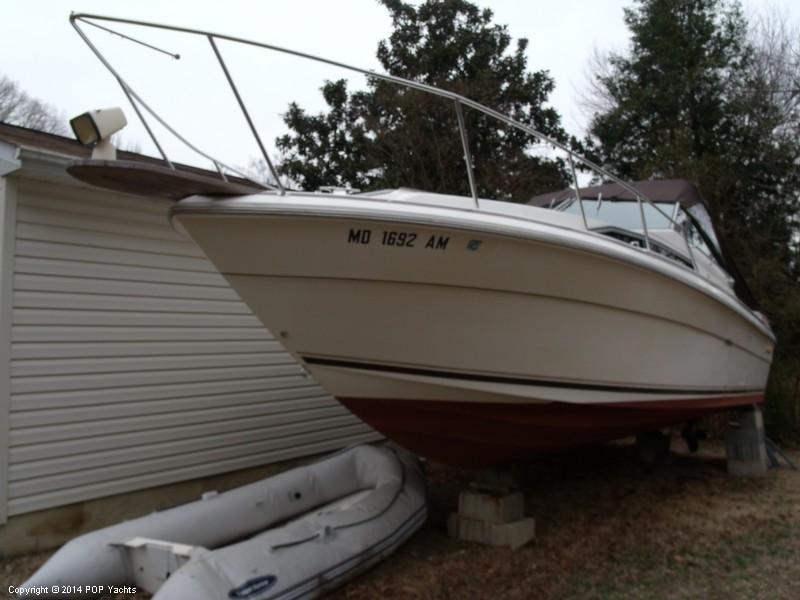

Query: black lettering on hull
left=348, top=229, right=372, bottom=244
left=425, top=235, right=449, bottom=250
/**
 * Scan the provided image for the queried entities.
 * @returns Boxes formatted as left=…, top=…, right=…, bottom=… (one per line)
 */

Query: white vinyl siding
left=0, top=174, right=18, bottom=524
left=7, top=177, right=377, bottom=516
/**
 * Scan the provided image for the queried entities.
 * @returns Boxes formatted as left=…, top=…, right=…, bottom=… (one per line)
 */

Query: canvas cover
left=528, top=179, right=707, bottom=209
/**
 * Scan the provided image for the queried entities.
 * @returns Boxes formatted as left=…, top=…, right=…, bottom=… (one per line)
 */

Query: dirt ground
left=2, top=439, right=798, bottom=600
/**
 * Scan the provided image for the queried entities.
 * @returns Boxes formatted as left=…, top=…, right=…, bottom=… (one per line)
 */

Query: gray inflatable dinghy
left=18, top=444, right=426, bottom=599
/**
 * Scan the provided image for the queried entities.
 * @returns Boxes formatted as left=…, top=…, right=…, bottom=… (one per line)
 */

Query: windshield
left=686, top=204, right=721, bottom=252
left=560, top=199, right=677, bottom=230
left=558, top=197, right=729, bottom=272
left=674, top=205, right=719, bottom=261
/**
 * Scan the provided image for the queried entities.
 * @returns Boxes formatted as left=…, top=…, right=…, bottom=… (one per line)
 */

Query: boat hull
left=338, top=395, right=762, bottom=466
left=173, top=194, right=774, bottom=466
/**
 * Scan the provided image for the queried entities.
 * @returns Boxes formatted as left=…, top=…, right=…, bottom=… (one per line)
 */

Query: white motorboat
left=170, top=182, right=773, bottom=466
left=67, top=15, right=775, bottom=467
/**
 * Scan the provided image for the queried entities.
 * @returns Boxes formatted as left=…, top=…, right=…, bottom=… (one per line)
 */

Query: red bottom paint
left=338, top=394, right=764, bottom=467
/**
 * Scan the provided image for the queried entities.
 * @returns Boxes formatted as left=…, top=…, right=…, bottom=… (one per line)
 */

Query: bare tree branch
left=575, top=45, right=620, bottom=122
left=746, top=5, right=800, bottom=130
left=0, top=74, right=68, bottom=135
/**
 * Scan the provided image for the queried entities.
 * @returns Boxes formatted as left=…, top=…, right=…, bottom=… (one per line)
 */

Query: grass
left=3, top=439, right=798, bottom=600
left=329, top=440, right=800, bottom=600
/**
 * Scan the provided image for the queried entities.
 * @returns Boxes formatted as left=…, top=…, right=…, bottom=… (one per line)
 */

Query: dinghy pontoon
left=18, top=444, right=426, bottom=599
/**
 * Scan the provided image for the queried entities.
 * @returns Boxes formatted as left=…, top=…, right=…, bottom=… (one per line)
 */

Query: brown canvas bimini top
left=528, top=179, right=707, bottom=209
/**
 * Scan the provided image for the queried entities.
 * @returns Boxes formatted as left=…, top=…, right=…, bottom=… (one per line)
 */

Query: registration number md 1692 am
left=347, top=228, right=450, bottom=250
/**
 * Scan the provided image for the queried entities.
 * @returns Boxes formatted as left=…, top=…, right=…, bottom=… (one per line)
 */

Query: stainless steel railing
left=70, top=12, right=698, bottom=269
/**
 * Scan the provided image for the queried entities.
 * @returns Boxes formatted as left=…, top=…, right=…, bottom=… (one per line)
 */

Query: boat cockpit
left=530, top=181, right=737, bottom=292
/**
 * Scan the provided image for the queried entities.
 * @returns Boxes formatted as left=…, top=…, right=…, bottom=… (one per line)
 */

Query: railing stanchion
left=208, top=35, right=285, bottom=194
left=454, top=100, right=478, bottom=208
left=682, top=223, right=698, bottom=270
left=118, top=81, right=174, bottom=170
left=567, top=153, right=588, bottom=230
left=636, top=195, right=651, bottom=250
left=212, top=161, right=229, bottom=182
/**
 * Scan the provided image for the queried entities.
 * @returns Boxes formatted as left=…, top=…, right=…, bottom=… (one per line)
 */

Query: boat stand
left=726, top=404, right=768, bottom=476
left=447, top=467, right=535, bottom=549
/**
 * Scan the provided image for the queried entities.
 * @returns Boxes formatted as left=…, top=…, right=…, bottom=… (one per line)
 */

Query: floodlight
left=69, top=107, right=127, bottom=160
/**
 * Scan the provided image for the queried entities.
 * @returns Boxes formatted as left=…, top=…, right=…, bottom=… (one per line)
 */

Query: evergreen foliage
left=276, top=0, right=570, bottom=201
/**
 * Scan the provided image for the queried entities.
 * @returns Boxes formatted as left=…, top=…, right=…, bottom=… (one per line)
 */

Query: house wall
left=5, top=173, right=377, bottom=519
left=0, top=174, right=18, bottom=525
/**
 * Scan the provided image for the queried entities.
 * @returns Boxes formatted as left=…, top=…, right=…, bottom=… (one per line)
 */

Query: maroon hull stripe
left=338, top=394, right=764, bottom=467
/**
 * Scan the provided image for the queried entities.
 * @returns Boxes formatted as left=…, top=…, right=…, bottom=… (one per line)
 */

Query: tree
left=585, top=0, right=800, bottom=291
left=586, top=0, right=800, bottom=436
left=586, top=0, right=800, bottom=246
left=0, top=74, right=67, bottom=135
left=276, top=0, right=571, bottom=201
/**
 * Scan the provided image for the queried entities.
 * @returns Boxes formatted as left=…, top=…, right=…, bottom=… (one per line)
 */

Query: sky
left=1, top=0, right=797, bottom=174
